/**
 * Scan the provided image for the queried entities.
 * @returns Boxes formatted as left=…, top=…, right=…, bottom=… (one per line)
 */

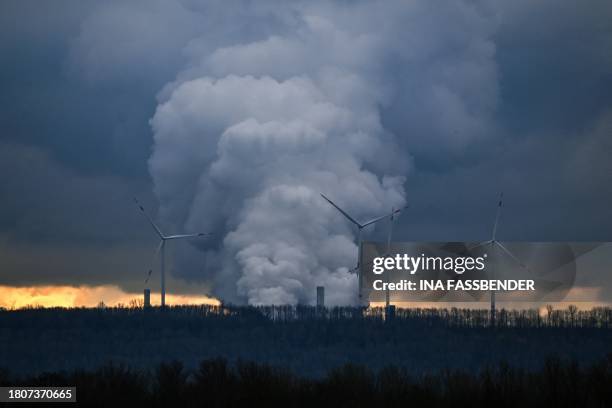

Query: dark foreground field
left=1, top=305, right=611, bottom=379
left=2, top=356, right=612, bottom=407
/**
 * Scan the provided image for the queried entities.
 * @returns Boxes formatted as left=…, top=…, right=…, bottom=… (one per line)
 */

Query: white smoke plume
left=148, top=1, right=498, bottom=305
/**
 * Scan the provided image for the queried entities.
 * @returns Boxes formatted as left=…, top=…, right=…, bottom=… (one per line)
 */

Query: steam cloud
left=148, top=1, right=498, bottom=305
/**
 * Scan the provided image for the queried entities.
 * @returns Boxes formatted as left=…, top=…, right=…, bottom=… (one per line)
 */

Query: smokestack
left=386, top=304, right=396, bottom=321
left=144, top=289, right=151, bottom=308
left=316, top=286, right=325, bottom=308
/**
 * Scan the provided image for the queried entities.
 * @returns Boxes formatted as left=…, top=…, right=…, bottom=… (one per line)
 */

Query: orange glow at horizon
left=0, top=285, right=220, bottom=309
left=1, top=286, right=608, bottom=311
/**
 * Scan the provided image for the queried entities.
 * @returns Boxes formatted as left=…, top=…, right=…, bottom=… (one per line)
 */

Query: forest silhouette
left=1, top=355, right=612, bottom=407
left=1, top=305, right=611, bottom=375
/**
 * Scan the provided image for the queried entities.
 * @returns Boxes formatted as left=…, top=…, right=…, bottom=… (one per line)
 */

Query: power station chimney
left=316, top=286, right=325, bottom=308
left=144, top=289, right=151, bottom=308
left=386, top=304, right=396, bottom=321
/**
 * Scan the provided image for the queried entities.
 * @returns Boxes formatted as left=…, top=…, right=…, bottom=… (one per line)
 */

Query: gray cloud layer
left=1, top=0, right=611, bottom=303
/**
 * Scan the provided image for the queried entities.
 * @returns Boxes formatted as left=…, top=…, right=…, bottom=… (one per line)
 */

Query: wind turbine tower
left=385, top=207, right=397, bottom=309
left=472, top=193, right=529, bottom=326
left=134, top=198, right=209, bottom=307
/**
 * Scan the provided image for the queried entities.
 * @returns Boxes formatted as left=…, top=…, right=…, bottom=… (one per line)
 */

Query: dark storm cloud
left=0, top=143, right=153, bottom=245
left=0, top=1, right=173, bottom=178
left=396, top=0, right=612, bottom=244
left=0, top=0, right=176, bottom=288
left=495, top=0, right=612, bottom=133
left=0, top=0, right=611, bottom=302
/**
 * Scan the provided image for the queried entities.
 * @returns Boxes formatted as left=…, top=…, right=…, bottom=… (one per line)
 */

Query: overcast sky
left=1, top=0, right=611, bottom=304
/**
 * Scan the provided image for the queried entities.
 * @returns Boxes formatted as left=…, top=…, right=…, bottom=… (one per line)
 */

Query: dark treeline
left=1, top=355, right=612, bottom=407
left=1, top=305, right=611, bottom=378
left=3, top=304, right=611, bottom=328
left=254, top=304, right=612, bottom=328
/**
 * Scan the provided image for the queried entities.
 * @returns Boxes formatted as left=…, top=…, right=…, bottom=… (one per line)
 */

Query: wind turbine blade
left=145, top=240, right=163, bottom=284
left=387, top=207, right=395, bottom=250
left=361, top=214, right=389, bottom=228
left=491, top=192, right=503, bottom=241
left=320, top=193, right=362, bottom=228
left=495, top=241, right=529, bottom=271
left=165, top=233, right=210, bottom=240
left=134, top=197, right=164, bottom=239
left=467, top=240, right=493, bottom=252
left=362, top=206, right=404, bottom=228
left=393, top=205, right=408, bottom=218
left=387, top=205, right=409, bottom=226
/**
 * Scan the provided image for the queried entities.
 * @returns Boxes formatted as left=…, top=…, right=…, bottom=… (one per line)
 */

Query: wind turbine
left=134, top=198, right=209, bottom=307
left=471, top=193, right=529, bottom=325
left=320, top=193, right=404, bottom=305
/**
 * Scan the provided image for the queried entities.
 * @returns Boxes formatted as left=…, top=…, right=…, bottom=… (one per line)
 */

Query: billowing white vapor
left=147, top=1, right=497, bottom=305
